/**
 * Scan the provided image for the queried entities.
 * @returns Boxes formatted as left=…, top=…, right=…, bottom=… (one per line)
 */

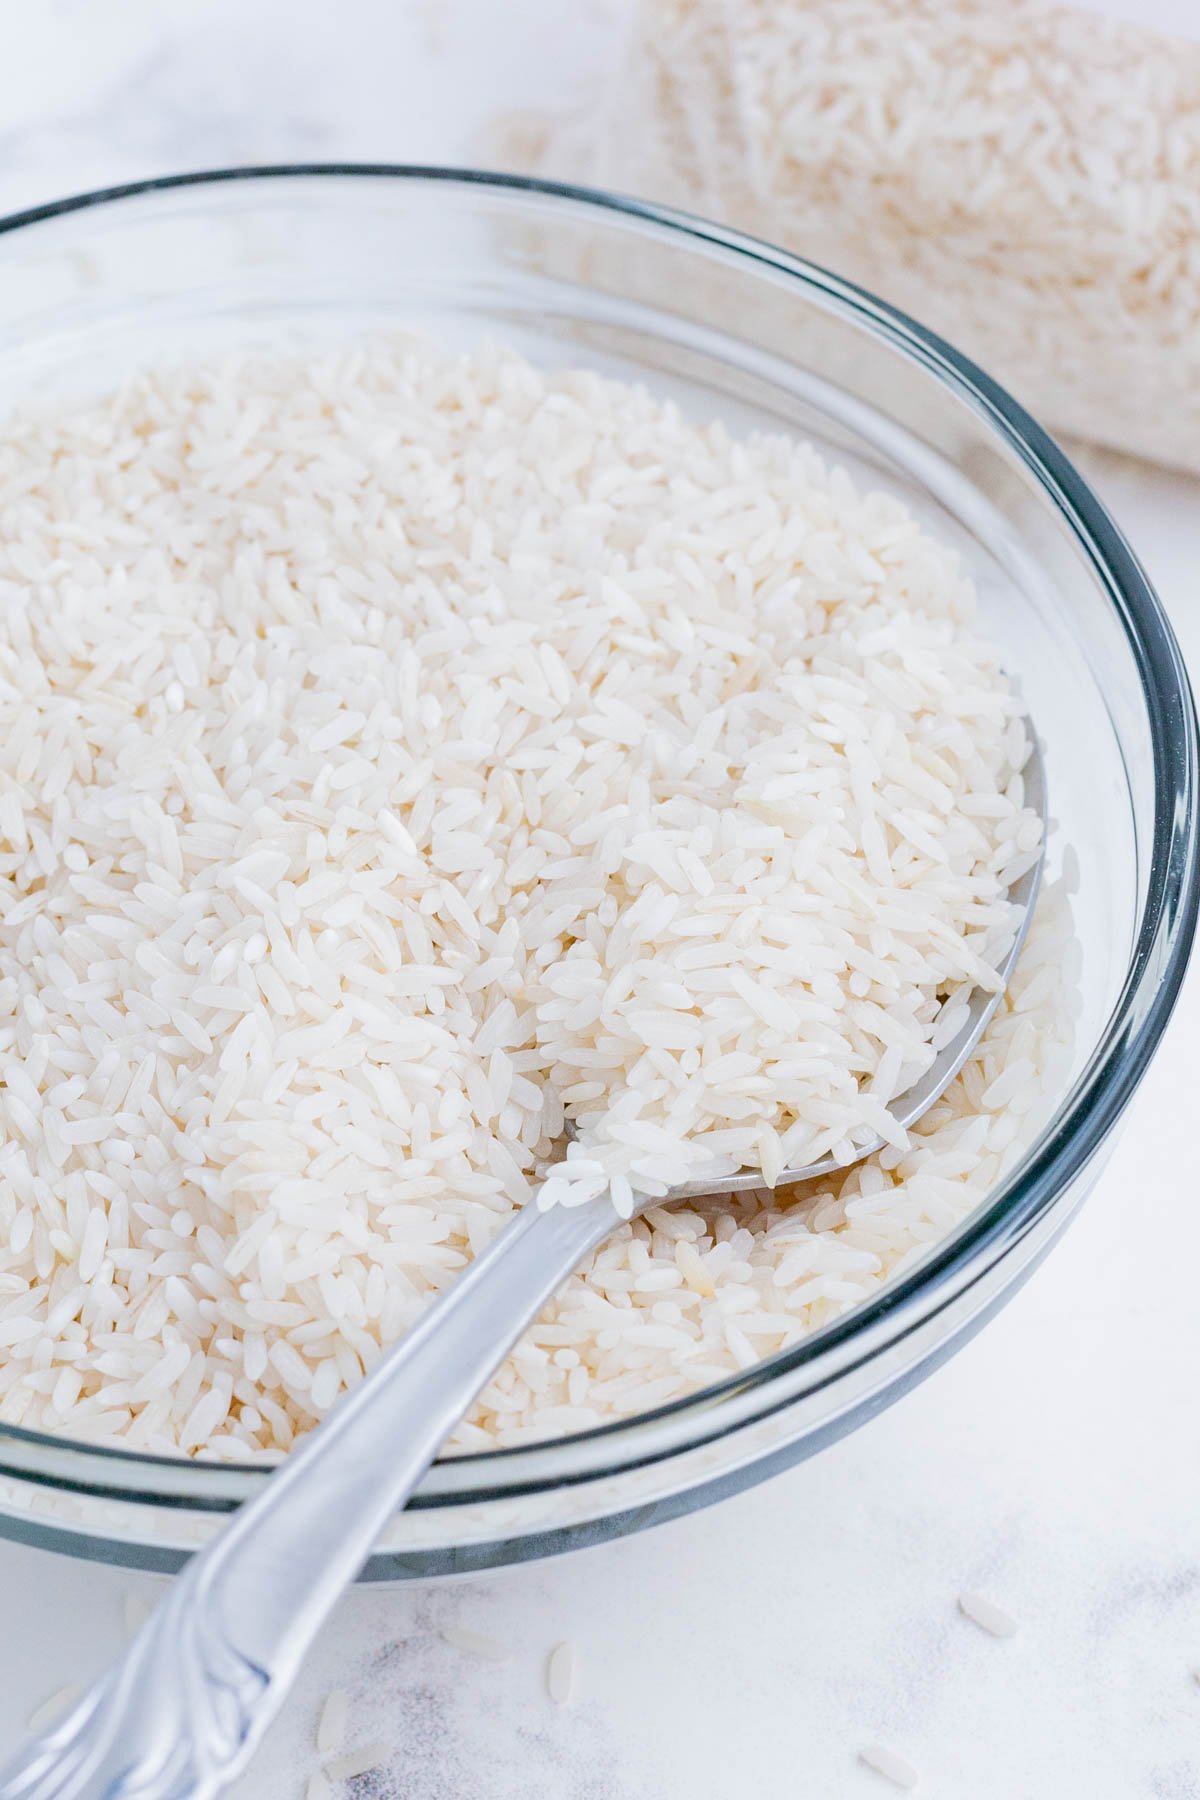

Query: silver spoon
left=0, top=739, right=1045, bottom=1800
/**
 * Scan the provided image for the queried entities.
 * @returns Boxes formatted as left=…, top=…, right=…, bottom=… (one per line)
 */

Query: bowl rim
left=0, top=161, right=1196, bottom=1512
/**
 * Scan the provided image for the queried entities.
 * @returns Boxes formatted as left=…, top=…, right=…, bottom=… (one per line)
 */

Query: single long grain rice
left=958, top=1591, right=1020, bottom=1638
left=323, top=1745, right=391, bottom=1782
left=547, top=1641, right=577, bottom=1705
left=441, top=1626, right=513, bottom=1662
left=859, top=1743, right=921, bottom=1791
left=316, top=1691, right=348, bottom=1757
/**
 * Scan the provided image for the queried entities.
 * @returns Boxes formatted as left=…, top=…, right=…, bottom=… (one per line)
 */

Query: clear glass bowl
left=0, top=167, right=1194, bottom=1579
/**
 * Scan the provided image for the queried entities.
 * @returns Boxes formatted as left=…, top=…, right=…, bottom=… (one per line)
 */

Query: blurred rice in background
left=495, top=0, right=1200, bottom=473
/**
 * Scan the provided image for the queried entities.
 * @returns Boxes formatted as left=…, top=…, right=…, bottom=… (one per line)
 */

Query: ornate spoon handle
left=0, top=1191, right=615, bottom=1800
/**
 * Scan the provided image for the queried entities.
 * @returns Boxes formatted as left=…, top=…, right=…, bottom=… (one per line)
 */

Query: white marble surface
left=0, top=5, right=1198, bottom=1796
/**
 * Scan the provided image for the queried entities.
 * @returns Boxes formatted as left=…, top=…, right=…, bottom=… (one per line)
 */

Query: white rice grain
left=958, top=1591, right=1020, bottom=1638
left=441, top=1626, right=513, bottom=1663
left=859, top=1742, right=921, bottom=1791
left=547, top=1641, right=577, bottom=1706
left=316, top=1690, right=348, bottom=1757
left=323, top=1744, right=391, bottom=1782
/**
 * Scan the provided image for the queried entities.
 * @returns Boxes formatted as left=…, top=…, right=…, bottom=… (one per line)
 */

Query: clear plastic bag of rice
left=498, top=0, right=1200, bottom=474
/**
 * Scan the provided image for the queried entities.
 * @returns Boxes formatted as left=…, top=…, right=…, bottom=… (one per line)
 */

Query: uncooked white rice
left=316, top=1690, right=348, bottom=1757
left=0, top=335, right=1074, bottom=1460
left=441, top=1625, right=513, bottom=1662
left=547, top=1640, right=577, bottom=1706
left=958, top=1590, right=1020, bottom=1638
left=322, top=1744, right=391, bottom=1783
left=859, top=1743, right=920, bottom=1791
left=496, top=0, right=1200, bottom=473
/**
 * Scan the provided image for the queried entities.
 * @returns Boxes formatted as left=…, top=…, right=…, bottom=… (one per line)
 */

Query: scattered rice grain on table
left=547, top=1640, right=577, bottom=1706
left=322, top=1744, right=391, bottom=1782
left=859, top=1742, right=920, bottom=1791
left=958, top=1591, right=1020, bottom=1638
left=441, top=1626, right=512, bottom=1662
left=316, top=1690, right=348, bottom=1757
left=0, top=337, right=1075, bottom=1460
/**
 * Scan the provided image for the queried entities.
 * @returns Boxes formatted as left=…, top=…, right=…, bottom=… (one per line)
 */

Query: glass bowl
left=0, top=167, right=1194, bottom=1580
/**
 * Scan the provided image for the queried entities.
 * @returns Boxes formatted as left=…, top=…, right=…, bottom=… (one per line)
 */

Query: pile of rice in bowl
left=0, top=339, right=1075, bottom=1459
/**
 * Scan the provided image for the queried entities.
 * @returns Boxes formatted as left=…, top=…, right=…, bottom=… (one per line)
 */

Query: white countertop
left=0, top=5, right=1198, bottom=1796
